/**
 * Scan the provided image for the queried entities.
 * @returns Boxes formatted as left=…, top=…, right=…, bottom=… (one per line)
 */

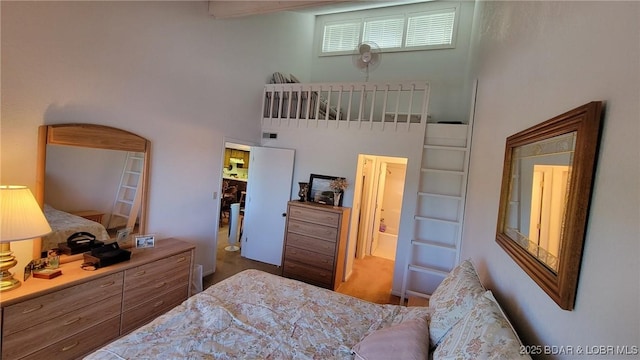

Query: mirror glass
left=36, top=124, right=150, bottom=253
left=495, top=101, right=602, bottom=310
left=503, top=132, right=575, bottom=273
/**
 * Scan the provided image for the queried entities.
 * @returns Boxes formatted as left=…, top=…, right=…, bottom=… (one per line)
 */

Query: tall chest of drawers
left=281, top=201, right=350, bottom=290
left=0, top=238, right=195, bottom=360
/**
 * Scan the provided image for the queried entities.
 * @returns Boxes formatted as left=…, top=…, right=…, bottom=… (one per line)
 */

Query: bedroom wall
left=261, top=121, right=426, bottom=283
left=464, top=1, right=639, bottom=356
left=1, top=1, right=316, bottom=277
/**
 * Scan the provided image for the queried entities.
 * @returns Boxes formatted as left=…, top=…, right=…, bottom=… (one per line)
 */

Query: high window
left=319, top=3, right=459, bottom=56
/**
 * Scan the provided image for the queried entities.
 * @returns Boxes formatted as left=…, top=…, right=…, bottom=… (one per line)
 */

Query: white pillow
left=483, top=290, right=525, bottom=346
left=351, top=318, right=429, bottom=360
left=428, top=259, right=485, bottom=347
left=433, top=291, right=531, bottom=360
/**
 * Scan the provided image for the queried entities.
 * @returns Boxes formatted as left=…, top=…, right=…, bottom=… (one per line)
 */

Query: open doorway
left=209, top=141, right=294, bottom=287
left=337, top=154, right=407, bottom=304
left=217, top=141, right=250, bottom=266
left=356, top=155, right=408, bottom=262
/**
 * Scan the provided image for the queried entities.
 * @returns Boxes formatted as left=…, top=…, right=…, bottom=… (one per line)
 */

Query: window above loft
left=318, top=2, right=459, bottom=56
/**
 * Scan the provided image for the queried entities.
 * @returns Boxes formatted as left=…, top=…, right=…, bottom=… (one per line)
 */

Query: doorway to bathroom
left=336, top=154, right=407, bottom=303
left=355, top=155, right=408, bottom=261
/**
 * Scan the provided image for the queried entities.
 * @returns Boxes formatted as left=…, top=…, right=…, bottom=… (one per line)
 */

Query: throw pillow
left=433, top=291, right=531, bottom=360
left=428, top=259, right=485, bottom=347
left=352, top=318, right=429, bottom=360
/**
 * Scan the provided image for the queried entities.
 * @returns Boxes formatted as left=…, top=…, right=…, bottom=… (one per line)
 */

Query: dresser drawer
left=2, top=295, right=121, bottom=360
left=283, top=260, right=333, bottom=288
left=285, top=232, right=336, bottom=257
left=121, top=285, right=188, bottom=334
left=123, top=251, right=191, bottom=310
left=3, top=272, right=123, bottom=336
left=288, top=206, right=340, bottom=227
left=287, top=219, right=338, bottom=242
left=284, top=246, right=334, bottom=271
left=19, top=316, right=120, bottom=360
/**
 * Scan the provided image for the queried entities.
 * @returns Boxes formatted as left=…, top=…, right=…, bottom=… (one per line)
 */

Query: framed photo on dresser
left=308, top=173, right=342, bottom=206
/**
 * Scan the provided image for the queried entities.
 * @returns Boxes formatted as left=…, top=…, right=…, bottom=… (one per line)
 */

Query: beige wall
left=464, top=1, right=639, bottom=355
left=0, top=1, right=316, bottom=276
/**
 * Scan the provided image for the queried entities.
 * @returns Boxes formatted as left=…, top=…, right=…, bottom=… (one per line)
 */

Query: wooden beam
left=208, top=1, right=346, bottom=19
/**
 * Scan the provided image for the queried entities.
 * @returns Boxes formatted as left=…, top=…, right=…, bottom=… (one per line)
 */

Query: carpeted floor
left=204, top=226, right=399, bottom=305
left=203, top=226, right=280, bottom=288
left=336, top=255, right=401, bottom=305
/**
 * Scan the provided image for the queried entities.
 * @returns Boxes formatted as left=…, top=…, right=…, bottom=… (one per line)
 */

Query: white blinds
left=322, top=21, right=361, bottom=53
left=406, top=9, right=456, bottom=47
left=320, top=4, right=458, bottom=54
left=363, top=16, right=404, bottom=49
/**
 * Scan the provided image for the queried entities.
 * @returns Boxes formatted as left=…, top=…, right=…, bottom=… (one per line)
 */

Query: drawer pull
left=153, top=300, right=165, bottom=307
left=154, top=281, right=167, bottom=288
left=61, top=341, right=79, bottom=352
left=135, top=270, right=146, bottom=277
left=176, top=256, right=187, bottom=263
left=64, top=317, right=81, bottom=326
left=22, top=304, right=43, bottom=314
left=100, top=281, right=115, bottom=288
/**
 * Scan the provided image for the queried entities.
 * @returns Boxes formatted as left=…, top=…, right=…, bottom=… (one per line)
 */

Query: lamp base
left=0, top=243, right=22, bottom=292
left=224, top=245, right=240, bottom=252
left=0, top=270, right=21, bottom=292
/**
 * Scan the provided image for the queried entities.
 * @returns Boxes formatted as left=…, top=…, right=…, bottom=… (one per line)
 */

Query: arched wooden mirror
left=496, top=101, right=603, bottom=310
left=35, top=124, right=150, bottom=253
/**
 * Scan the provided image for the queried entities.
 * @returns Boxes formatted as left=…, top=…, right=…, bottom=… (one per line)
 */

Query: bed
left=42, top=204, right=110, bottom=251
left=85, top=261, right=530, bottom=360
left=84, top=269, right=431, bottom=359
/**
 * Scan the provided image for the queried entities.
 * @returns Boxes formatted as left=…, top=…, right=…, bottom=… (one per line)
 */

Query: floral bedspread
left=84, top=269, right=430, bottom=360
left=43, top=204, right=110, bottom=251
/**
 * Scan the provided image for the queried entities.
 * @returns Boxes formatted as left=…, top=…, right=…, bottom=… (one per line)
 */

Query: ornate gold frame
left=495, top=102, right=603, bottom=310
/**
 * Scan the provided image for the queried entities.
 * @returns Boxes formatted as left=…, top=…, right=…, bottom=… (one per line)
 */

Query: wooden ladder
left=108, top=152, right=144, bottom=230
left=400, top=81, right=477, bottom=303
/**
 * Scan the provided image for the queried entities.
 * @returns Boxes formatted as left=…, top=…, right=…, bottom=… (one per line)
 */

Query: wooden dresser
left=0, top=238, right=195, bottom=360
left=281, top=201, right=350, bottom=290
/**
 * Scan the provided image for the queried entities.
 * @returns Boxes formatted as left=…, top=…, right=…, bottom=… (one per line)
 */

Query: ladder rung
left=117, top=199, right=134, bottom=205
left=121, top=185, right=137, bottom=190
left=411, top=239, right=457, bottom=251
left=405, top=289, right=431, bottom=299
left=423, top=144, right=467, bottom=151
left=408, top=264, right=449, bottom=277
left=414, top=215, right=460, bottom=225
left=421, top=168, right=465, bottom=175
left=112, top=213, right=129, bottom=218
left=125, top=170, right=141, bottom=175
left=417, top=192, right=462, bottom=200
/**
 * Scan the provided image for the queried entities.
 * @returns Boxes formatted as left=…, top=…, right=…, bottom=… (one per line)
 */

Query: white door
left=241, top=146, right=295, bottom=265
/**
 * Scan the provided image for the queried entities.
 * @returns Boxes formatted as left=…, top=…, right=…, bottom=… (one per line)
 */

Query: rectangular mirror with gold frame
left=496, top=101, right=603, bottom=310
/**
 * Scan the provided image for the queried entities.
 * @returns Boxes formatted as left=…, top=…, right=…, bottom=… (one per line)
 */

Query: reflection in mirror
left=36, top=124, right=150, bottom=254
left=496, top=101, right=603, bottom=310
left=504, top=132, right=575, bottom=273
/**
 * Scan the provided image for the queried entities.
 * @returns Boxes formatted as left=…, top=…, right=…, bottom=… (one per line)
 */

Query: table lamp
left=1, top=185, right=52, bottom=291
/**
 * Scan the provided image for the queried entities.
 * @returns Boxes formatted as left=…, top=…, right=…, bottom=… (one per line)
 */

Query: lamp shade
left=1, top=185, right=52, bottom=242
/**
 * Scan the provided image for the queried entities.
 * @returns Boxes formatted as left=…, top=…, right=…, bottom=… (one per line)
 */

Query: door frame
left=215, top=138, right=256, bottom=261
left=345, top=154, right=408, bottom=281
